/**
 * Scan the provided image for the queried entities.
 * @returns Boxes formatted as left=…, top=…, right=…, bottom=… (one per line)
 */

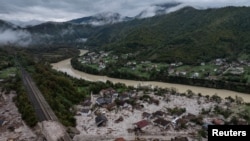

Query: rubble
left=0, top=90, right=37, bottom=141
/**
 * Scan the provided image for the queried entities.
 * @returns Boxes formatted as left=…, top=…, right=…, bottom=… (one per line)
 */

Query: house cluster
left=78, top=88, right=139, bottom=126
left=168, top=57, right=249, bottom=79
left=78, top=87, right=165, bottom=127
left=80, top=51, right=123, bottom=70
left=170, top=62, right=183, bottom=67
left=79, top=51, right=110, bottom=65
left=213, top=58, right=247, bottom=75
left=75, top=86, right=250, bottom=141
left=123, top=60, right=162, bottom=72
left=78, top=87, right=229, bottom=133
left=133, top=111, right=199, bottom=132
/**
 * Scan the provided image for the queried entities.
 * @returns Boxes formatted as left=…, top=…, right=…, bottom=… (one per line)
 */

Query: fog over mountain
left=0, top=0, right=250, bottom=47
left=0, top=0, right=250, bottom=25
left=0, top=28, right=31, bottom=46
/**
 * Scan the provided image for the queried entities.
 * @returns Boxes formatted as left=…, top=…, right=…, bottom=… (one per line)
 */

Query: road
left=20, top=67, right=72, bottom=141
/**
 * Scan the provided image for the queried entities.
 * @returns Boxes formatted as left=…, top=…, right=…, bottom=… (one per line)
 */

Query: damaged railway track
left=20, top=67, right=72, bottom=141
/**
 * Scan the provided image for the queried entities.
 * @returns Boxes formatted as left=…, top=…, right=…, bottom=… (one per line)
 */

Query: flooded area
left=51, top=50, right=250, bottom=102
left=0, top=91, right=37, bottom=141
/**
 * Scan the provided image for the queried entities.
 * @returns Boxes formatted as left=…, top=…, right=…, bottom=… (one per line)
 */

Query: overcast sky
left=0, top=0, right=250, bottom=22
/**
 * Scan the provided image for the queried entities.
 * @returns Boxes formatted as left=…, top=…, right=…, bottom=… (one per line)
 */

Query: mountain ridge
left=84, top=6, right=250, bottom=64
left=1, top=6, right=250, bottom=64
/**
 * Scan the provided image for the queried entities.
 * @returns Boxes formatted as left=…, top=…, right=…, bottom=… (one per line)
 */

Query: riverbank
left=51, top=50, right=250, bottom=102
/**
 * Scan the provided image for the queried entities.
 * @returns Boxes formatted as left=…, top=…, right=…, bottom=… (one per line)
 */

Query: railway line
left=20, top=67, right=72, bottom=141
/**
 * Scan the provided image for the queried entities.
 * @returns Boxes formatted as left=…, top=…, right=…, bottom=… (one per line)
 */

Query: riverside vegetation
left=71, top=51, right=250, bottom=94
left=1, top=46, right=250, bottom=136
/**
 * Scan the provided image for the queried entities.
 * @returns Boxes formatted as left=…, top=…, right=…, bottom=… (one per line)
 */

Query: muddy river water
left=51, top=50, right=250, bottom=102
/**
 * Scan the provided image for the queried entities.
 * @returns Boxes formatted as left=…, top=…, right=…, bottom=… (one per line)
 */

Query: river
left=51, top=50, right=250, bottom=102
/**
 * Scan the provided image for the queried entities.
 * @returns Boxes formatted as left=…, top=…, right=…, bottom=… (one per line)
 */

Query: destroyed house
left=153, top=111, right=166, bottom=118
left=134, top=120, right=150, bottom=129
left=142, top=112, right=152, bottom=119
left=153, top=118, right=171, bottom=129
left=96, top=97, right=112, bottom=106
left=95, top=115, right=108, bottom=127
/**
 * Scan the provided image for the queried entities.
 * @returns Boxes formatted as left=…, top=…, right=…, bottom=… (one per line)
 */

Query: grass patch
left=0, top=67, right=17, bottom=79
left=85, top=64, right=99, bottom=70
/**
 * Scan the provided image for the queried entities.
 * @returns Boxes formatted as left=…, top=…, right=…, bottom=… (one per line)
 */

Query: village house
left=212, top=118, right=224, bottom=125
left=183, top=113, right=196, bottom=121
left=98, top=62, right=106, bottom=69
left=142, top=112, right=152, bottom=120
left=79, top=94, right=94, bottom=116
left=175, top=118, right=188, bottom=129
left=170, top=63, right=177, bottom=67
left=176, top=62, right=183, bottom=66
left=228, top=67, right=244, bottom=75
left=96, top=97, right=112, bottom=106
left=215, top=58, right=225, bottom=66
left=153, top=118, right=171, bottom=129
left=119, top=93, right=130, bottom=101
left=106, top=103, right=116, bottom=111
left=129, top=91, right=137, bottom=98
left=168, top=68, right=175, bottom=75
left=112, top=55, right=118, bottom=60
left=95, top=114, right=108, bottom=127
left=114, top=116, right=124, bottom=123
left=133, top=120, right=150, bottom=129
left=126, top=62, right=132, bottom=66
left=82, top=98, right=93, bottom=109
left=181, top=71, right=187, bottom=76
left=99, top=51, right=105, bottom=54
left=153, top=111, right=166, bottom=118
left=87, top=52, right=96, bottom=56
left=237, top=118, right=248, bottom=125
left=191, top=72, right=199, bottom=78
left=80, top=109, right=91, bottom=116
left=100, top=88, right=116, bottom=97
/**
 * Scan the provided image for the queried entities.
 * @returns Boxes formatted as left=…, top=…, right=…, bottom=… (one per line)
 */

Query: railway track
left=20, top=67, right=72, bottom=141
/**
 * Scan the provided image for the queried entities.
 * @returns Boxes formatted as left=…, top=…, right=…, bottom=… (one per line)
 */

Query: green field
left=0, top=67, right=17, bottom=79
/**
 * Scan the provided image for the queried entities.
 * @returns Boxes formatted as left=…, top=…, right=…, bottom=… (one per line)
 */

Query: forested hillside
left=85, top=6, right=250, bottom=64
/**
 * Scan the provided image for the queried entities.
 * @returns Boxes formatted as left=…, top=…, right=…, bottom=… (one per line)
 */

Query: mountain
left=1, top=6, right=250, bottom=64
left=8, top=20, right=44, bottom=28
left=69, top=12, right=133, bottom=26
left=69, top=2, right=181, bottom=25
left=0, top=20, right=33, bottom=46
left=85, top=6, right=250, bottom=64
left=0, top=20, right=15, bottom=29
left=0, top=2, right=183, bottom=46
left=25, top=21, right=100, bottom=46
left=135, top=2, right=181, bottom=18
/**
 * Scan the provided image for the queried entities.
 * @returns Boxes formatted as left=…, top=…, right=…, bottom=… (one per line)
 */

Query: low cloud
left=0, top=28, right=32, bottom=46
left=0, top=0, right=250, bottom=23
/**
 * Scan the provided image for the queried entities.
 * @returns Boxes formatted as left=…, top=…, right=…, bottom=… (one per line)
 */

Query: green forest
left=85, top=6, right=250, bottom=64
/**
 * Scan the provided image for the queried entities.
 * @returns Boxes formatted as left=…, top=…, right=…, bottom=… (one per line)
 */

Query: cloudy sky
left=1, top=0, right=250, bottom=23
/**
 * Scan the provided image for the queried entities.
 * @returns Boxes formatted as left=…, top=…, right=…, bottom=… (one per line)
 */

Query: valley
left=52, top=50, right=250, bottom=102
left=51, top=51, right=250, bottom=141
left=1, top=2, right=250, bottom=141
